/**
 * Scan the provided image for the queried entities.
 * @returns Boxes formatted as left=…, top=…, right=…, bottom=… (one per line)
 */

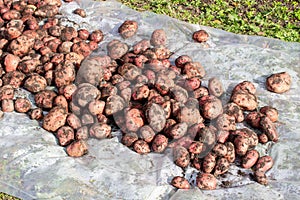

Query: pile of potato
left=0, top=0, right=292, bottom=191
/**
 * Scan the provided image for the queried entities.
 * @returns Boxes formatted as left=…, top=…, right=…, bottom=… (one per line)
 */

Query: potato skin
left=231, top=90, right=258, bottom=111
left=24, top=73, right=47, bottom=93
left=202, top=152, right=216, bottom=173
left=29, top=108, right=43, bottom=120
left=234, top=135, right=249, bottom=156
left=169, top=122, right=188, bottom=140
left=214, top=157, right=230, bottom=176
left=255, top=155, right=274, bottom=173
left=223, top=102, right=244, bottom=123
left=67, top=113, right=82, bottom=130
left=66, top=140, right=88, bottom=157
left=266, top=72, right=291, bottom=93
left=150, top=29, right=167, bottom=46
left=260, top=106, right=278, bottom=123
left=171, top=176, right=190, bottom=189
left=125, top=108, right=144, bottom=132
left=121, top=132, right=138, bottom=147
left=56, top=126, right=74, bottom=146
left=242, top=149, right=259, bottom=169
left=208, top=77, right=224, bottom=97
left=14, top=97, right=31, bottom=113
left=133, top=140, right=150, bottom=154
left=173, top=146, right=190, bottom=168
left=196, top=173, right=217, bottom=190
left=151, top=134, right=168, bottom=153
left=42, top=106, right=68, bottom=132
left=118, top=20, right=138, bottom=39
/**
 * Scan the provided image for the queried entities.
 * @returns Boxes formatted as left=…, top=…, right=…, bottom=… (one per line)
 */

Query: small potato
left=208, top=77, right=224, bottom=97
left=75, top=126, right=89, bottom=140
left=133, top=140, right=150, bottom=154
left=118, top=20, right=138, bottom=39
left=14, top=97, right=31, bottom=113
left=260, top=106, right=278, bottom=123
left=1, top=99, right=14, bottom=112
left=89, top=123, right=111, bottom=139
left=151, top=134, right=168, bottom=153
left=254, top=170, right=268, bottom=185
left=88, top=99, right=105, bottom=116
left=216, top=114, right=236, bottom=131
left=105, top=95, right=125, bottom=116
left=199, top=95, right=223, bottom=120
left=169, top=122, right=188, bottom=140
left=81, top=114, right=94, bottom=126
left=223, top=102, right=244, bottom=123
left=42, top=106, right=68, bottom=132
left=73, top=83, right=100, bottom=107
left=132, top=85, right=150, bottom=100
left=2, top=71, right=26, bottom=89
left=188, top=141, right=204, bottom=154
left=202, top=153, right=216, bottom=173
left=258, top=133, right=269, bottom=144
left=192, top=157, right=202, bottom=170
left=173, top=146, right=190, bottom=168
left=56, top=126, right=74, bottom=146
left=153, top=45, right=171, bottom=60
left=192, top=30, right=209, bottom=43
left=150, top=29, right=167, bottom=46
left=255, top=155, right=274, bottom=173
left=118, top=63, right=141, bottom=81
left=133, top=39, right=150, bottom=54
left=121, top=132, right=138, bottom=147
left=224, top=142, right=235, bottom=163
left=66, top=140, right=88, bottom=157
left=198, top=127, right=217, bottom=148
left=232, top=81, right=256, bottom=95
left=89, top=30, right=104, bottom=43
left=53, top=95, right=68, bottom=112
left=183, top=62, right=205, bottom=79
left=217, top=130, right=230, bottom=143
left=245, top=111, right=263, bottom=128
left=107, top=39, right=128, bottom=59
left=260, top=116, right=278, bottom=142
left=234, top=128, right=258, bottom=148
left=24, top=73, right=47, bottom=93
left=214, top=157, right=230, bottom=176
left=4, top=53, right=20, bottom=72
left=231, top=90, right=258, bottom=111
left=71, top=41, right=91, bottom=57
left=145, top=103, right=166, bottom=132
left=171, top=176, right=190, bottom=189
left=0, top=85, right=15, bottom=100
left=242, top=149, right=259, bottom=169
left=234, top=135, right=249, bottom=156
left=67, top=113, right=82, bottom=130
left=196, top=173, right=217, bottom=190
left=212, top=143, right=228, bottom=157
left=73, top=8, right=86, bottom=18
left=175, top=55, right=192, bottom=68
left=177, top=106, right=204, bottom=127
left=96, top=114, right=108, bottom=124
left=29, top=108, right=43, bottom=120
left=125, top=108, right=144, bottom=132
left=266, top=72, right=291, bottom=94
left=54, top=62, right=76, bottom=88
left=193, top=86, right=209, bottom=99
left=138, top=125, right=155, bottom=143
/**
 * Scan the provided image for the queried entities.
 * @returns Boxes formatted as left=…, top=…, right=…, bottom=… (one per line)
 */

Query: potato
left=43, top=106, right=68, bottom=132
left=54, top=62, right=76, bottom=88
left=4, top=53, right=20, bottom=72
left=124, top=108, right=144, bottom=132
left=133, top=39, right=150, bottom=54
left=1, top=99, right=14, bottom=112
left=118, top=20, right=138, bottom=39
left=35, top=90, right=57, bottom=109
left=208, top=77, right=224, bottom=97
left=75, top=126, right=89, bottom=140
left=169, top=122, right=188, bottom=139
left=196, top=173, right=217, bottom=190
left=161, top=100, right=171, bottom=119
left=118, top=63, right=141, bottom=81
left=175, top=55, right=192, bottom=68
left=100, top=83, right=117, bottom=98
left=81, top=114, right=94, bottom=126
left=234, top=135, right=249, bottom=156
left=242, top=149, right=259, bottom=169
left=198, top=126, right=217, bottom=148
left=245, top=111, right=263, bottom=128
left=105, top=95, right=125, bottom=115
left=258, top=133, right=269, bottom=144
left=225, top=142, right=235, bottom=163
left=72, top=41, right=92, bottom=57
left=223, top=102, right=244, bottom=123
left=2, top=71, right=26, bottom=89
left=234, top=128, right=258, bottom=147
left=192, top=30, right=209, bottom=43
left=73, top=8, right=86, bottom=18
left=255, top=155, right=274, bottom=172
left=199, top=95, right=223, bottom=120
left=216, top=114, right=236, bottom=131
left=88, top=99, right=105, bottom=116
left=67, top=113, right=82, bottom=130
left=170, top=86, right=188, bottom=104
left=217, top=130, right=230, bottom=143
left=212, top=143, right=227, bottom=157
left=145, top=102, right=166, bottom=132
left=193, top=86, right=209, bottom=99
left=254, top=170, right=268, bottom=185
left=89, top=30, right=104, bottom=43
left=14, top=97, right=31, bottom=113
left=121, top=132, right=138, bottom=147
left=202, top=152, right=216, bottom=173
left=132, top=85, right=150, bottom=101
left=0, top=85, right=14, bottom=101
left=150, top=29, right=167, bottom=46
left=73, top=83, right=100, bottom=107
left=153, top=45, right=171, bottom=60
left=177, top=106, right=203, bottom=126
left=171, top=176, right=190, bottom=189
left=66, top=140, right=88, bottom=157
left=183, top=62, right=205, bottom=79
left=29, top=108, right=43, bottom=120
left=260, top=116, right=278, bottom=142
left=56, top=126, right=74, bottom=146
left=260, top=106, right=278, bottom=123
left=214, top=157, right=230, bottom=176
left=188, top=141, right=204, bottom=154
left=23, top=73, right=47, bottom=93
left=107, top=39, right=128, bottom=59
left=266, top=72, right=291, bottom=93
left=133, top=140, right=150, bottom=154
left=173, top=146, right=190, bottom=168
left=232, top=81, right=256, bottom=95
left=231, top=90, right=258, bottom=111
left=151, top=134, right=168, bottom=153
left=89, top=123, right=111, bottom=140
left=139, top=125, right=155, bottom=143
left=134, top=55, right=148, bottom=68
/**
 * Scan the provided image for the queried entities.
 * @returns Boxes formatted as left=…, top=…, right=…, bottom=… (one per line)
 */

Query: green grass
left=119, top=0, right=300, bottom=42
left=0, top=192, right=20, bottom=200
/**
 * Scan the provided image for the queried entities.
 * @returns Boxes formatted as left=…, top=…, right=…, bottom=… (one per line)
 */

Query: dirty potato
left=14, top=97, right=31, bottom=113
left=150, top=29, right=167, bottom=46
left=260, top=106, right=278, bottom=123
left=196, top=173, right=217, bottom=190
left=214, top=157, right=230, bottom=176
left=202, top=152, right=216, bottom=173
left=173, top=146, right=190, bottom=168
left=29, top=108, right=43, bottom=120
left=138, top=125, right=155, bottom=143
left=255, top=155, right=274, bottom=173
left=66, top=140, right=88, bottom=157
left=192, top=30, right=209, bottom=43
left=260, top=116, right=279, bottom=142
left=266, top=72, right=291, bottom=94
left=242, top=149, right=259, bottom=169
left=208, top=77, right=224, bottom=97
left=56, top=126, right=74, bottom=146
left=42, top=106, right=68, bottom=132
left=118, top=20, right=138, bottom=39
left=171, top=176, right=190, bottom=189
left=89, top=123, right=112, bottom=139
left=223, top=102, right=244, bottom=123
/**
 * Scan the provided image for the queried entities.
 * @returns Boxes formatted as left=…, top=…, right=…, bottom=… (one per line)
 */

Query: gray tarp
left=1, top=0, right=300, bottom=199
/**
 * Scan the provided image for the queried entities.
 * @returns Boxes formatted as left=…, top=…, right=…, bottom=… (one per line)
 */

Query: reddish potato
left=81, top=114, right=94, bottom=126
left=193, top=30, right=209, bottom=43
left=242, top=149, right=259, bottom=169
left=152, top=134, right=168, bottom=153
left=173, top=146, right=190, bottom=168
left=1, top=99, right=14, bottom=112
left=258, top=133, right=269, bottom=144
left=169, top=122, right=188, bottom=140
left=56, top=126, right=74, bottom=146
left=125, top=108, right=144, bottom=132
left=29, top=108, right=43, bottom=120
left=175, top=55, right=192, bottom=68
left=183, top=62, right=205, bottom=79
left=0, top=85, right=15, bottom=100
left=121, top=132, right=138, bottom=147
left=196, top=173, right=217, bottom=190
left=255, top=155, right=274, bottom=172
left=171, top=176, right=190, bottom=189
left=232, top=81, right=256, bottom=95
left=34, top=90, right=57, bottom=109
left=193, top=86, right=209, bottom=99
left=118, top=20, right=138, bottom=39
left=138, top=125, right=155, bottom=143
left=42, top=106, right=68, bottom=132
left=145, top=102, right=166, bottom=132
left=66, top=140, right=88, bottom=157
left=214, top=157, right=230, bottom=176
left=105, top=95, right=125, bottom=116
left=231, top=90, right=258, bottom=111
left=234, top=135, right=249, bottom=156
left=133, top=140, right=150, bottom=154
left=150, top=29, right=167, bottom=46
left=67, top=113, right=82, bottom=130
left=133, top=39, right=150, bottom=54
left=202, top=153, right=216, bottom=173
left=213, top=143, right=228, bottom=157
left=254, top=170, right=268, bottom=185
left=223, top=102, right=244, bottom=123
left=89, top=123, right=111, bottom=139
left=2, top=71, right=26, bottom=89
left=4, top=53, right=20, bottom=72
left=260, top=106, right=278, bottom=122
left=89, top=30, right=104, bottom=43
left=217, top=130, right=230, bottom=143
left=14, top=97, right=31, bottom=113
left=73, top=83, right=100, bottom=107
left=73, top=8, right=86, bottom=18
left=208, top=77, right=224, bottom=97
left=216, top=114, right=236, bottom=131
left=266, top=72, right=291, bottom=93
left=245, top=111, right=263, bottom=128
left=177, top=106, right=203, bottom=126
left=188, top=141, right=204, bottom=154
left=225, top=142, right=235, bottom=163
left=24, top=73, right=47, bottom=93
left=260, top=116, right=278, bottom=142
left=199, top=95, right=223, bottom=120
left=88, top=100, right=105, bottom=116
left=75, top=126, right=89, bottom=140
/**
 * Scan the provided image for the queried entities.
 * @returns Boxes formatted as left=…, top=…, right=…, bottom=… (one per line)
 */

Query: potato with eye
left=196, top=173, right=217, bottom=190
left=118, top=20, right=138, bottom=39
left=171, top=176, right=190, bottom=189
left=266, top=72, right=291, bottom=94
left=208, top=77, right=224, bottom=97
left=29, top=108, right=44, bottom=120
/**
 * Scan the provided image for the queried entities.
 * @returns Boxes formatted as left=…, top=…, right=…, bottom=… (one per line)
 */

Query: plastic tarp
left=0, top=0, right=300, bottom=199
